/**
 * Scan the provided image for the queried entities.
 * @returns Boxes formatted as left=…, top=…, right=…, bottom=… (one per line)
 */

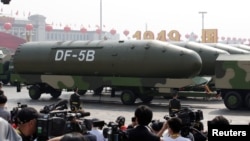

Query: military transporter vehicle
left=10, top=40, right=202, bottom=105
left=215, top=54, right=250, bottom=110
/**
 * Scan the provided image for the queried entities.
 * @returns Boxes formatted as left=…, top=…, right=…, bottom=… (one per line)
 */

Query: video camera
left=177, top=107, right=203, bottom=126
left=10, top=102, right=27, bottom=125
left=164, top=107, right=204, bottom=137
left=102, top=121, right=128, bottom=141
left=36, top=100, right=92, bottom=141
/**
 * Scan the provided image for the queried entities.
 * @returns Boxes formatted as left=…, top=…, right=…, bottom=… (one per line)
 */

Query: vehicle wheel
left=163, top=96, right=172, bottom=99
left=78, top=90, right=87, bottom=95
left=121, top=90, right=137, bottom=105
left=2, top=79, right=9, bottom=85
left=244, top=93, right=250, bottom=109
left=94, top=87, right=103, bottom=95
left=140, top=95, right=154, bottom=103
left=223, top=91, right=243, bottom=110
left=50, top=90, right=61, bottom=99
left=29, top=85, right=41, bottom=100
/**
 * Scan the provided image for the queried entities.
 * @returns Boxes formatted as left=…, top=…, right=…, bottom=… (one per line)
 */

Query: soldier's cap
left=17, top=107, right=42, bottom=124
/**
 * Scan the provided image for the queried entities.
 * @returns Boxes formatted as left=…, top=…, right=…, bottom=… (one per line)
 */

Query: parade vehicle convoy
left=0, top=40, right=249, bottom=110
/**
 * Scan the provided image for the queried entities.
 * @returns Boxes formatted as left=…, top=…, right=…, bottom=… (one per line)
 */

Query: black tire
left=140, top=95, right=154, bottom=103
left=94, top=87, right=103, bottom=95
left=50, top=90, right=61, bottom=99
left=78, top=90, right=87, bottom=95
left=2, top=79, right=9, bottom=85
left=244, top=93, right=250, bottom=109
left=121, top=90, right=137, bottom=105
left=29, top=85, right=41, bottom=100
left=163, top=96, right=172, bottom=99
left=223, top=91, right=243, bottom=110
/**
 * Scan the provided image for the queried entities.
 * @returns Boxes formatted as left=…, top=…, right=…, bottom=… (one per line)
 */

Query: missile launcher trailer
left=10, top=40, right=202, bottom=104
left=7, top=40, right=250, bottom=110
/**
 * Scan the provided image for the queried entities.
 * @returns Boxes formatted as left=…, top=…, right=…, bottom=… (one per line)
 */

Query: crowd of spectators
left=0, top=83, right=239, bottom=141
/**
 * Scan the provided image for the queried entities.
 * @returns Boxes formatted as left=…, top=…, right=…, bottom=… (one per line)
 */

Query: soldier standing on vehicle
left=168, top=92, right=181, bottom=117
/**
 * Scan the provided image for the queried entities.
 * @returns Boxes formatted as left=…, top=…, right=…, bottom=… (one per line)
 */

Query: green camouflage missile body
left=11, top=40, right=202, bottom=104
left=170, top=41, right=230, bottom=76
left=205, top=43, right=250, bottom=54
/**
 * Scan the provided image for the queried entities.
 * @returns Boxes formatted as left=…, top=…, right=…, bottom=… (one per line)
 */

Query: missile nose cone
left=181, top=50, right=202, bottom=77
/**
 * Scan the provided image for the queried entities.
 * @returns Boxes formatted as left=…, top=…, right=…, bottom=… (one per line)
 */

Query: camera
left=1, top=0, right=11, bottom=4
left=36, top=100, right=92, bottom=141
left=177, top=107, right=203, bottom=126
left=10, top=102, right=27, bottom=125
left=164, top=107, right=204, bottom=137
left=102, top=121, right=127, bottom=141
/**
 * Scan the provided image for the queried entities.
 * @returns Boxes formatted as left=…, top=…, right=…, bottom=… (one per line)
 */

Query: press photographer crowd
left=0, top=87, right=249, bottom=141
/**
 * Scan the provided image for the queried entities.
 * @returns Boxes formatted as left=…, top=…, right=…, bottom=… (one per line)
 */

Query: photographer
left=126, top=105, right=160, bottom=141
left=116, top=116, right=127, bottom=131
left=149, top=120, right=164, bottom=135
left=162, top=117, right=190, bottom=141
left=127, top=117, right=137, bottom=129
left=0, top=94, right=11, bottom=122
left=89, top=118, right=106, bottom=141
left=16, top=107, right=41, bottom=141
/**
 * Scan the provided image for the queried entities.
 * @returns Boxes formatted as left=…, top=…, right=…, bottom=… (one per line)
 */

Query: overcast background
left=1, top=0, right=250, bottom=40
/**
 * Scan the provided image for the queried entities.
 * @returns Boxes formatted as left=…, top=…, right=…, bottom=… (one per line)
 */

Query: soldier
left=168, top=92, right=181, bottom=117
left=69, top=87, right=84, bottom=113
left=0, top=82, right=4, bottom=95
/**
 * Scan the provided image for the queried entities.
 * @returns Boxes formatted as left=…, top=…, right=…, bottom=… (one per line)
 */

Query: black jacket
left=126, top=125, right=160, bottom=141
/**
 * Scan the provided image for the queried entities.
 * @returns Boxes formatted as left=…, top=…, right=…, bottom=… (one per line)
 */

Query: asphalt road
left=3, top=85, right=250, bottom=131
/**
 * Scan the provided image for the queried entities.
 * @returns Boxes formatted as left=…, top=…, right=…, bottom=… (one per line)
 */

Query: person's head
left=73, top=87, right=78, bottom=93
left=150, top=120, right=164, bottom=134
left=17, top=107, right=41, bottom=136
left=172, top=92, right=178, bottom=98
left=0, top=94, right=7, bottom=106
left=167, top=117, right=183, bottom=134
left=208, top=115, right=230, bottom=125
left=60, top=132, right=87, bottom=141
left=134, top=105, right=153, bottom=126
left=131, top=116, right=137, bottom=125
left=116, top=116, right=125, bottom=127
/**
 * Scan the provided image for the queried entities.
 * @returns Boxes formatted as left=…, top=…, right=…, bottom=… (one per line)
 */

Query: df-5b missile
left=204, top=43, right=250, bottom=54
left=169, top=41, right=230, bottom=76
left=229, top=44, right=250, bottom=52
left=13, top=40, right=202, bottom=78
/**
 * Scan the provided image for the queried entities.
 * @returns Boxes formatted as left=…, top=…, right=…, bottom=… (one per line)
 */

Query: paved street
left=3, top=85, right=250, bottom=131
